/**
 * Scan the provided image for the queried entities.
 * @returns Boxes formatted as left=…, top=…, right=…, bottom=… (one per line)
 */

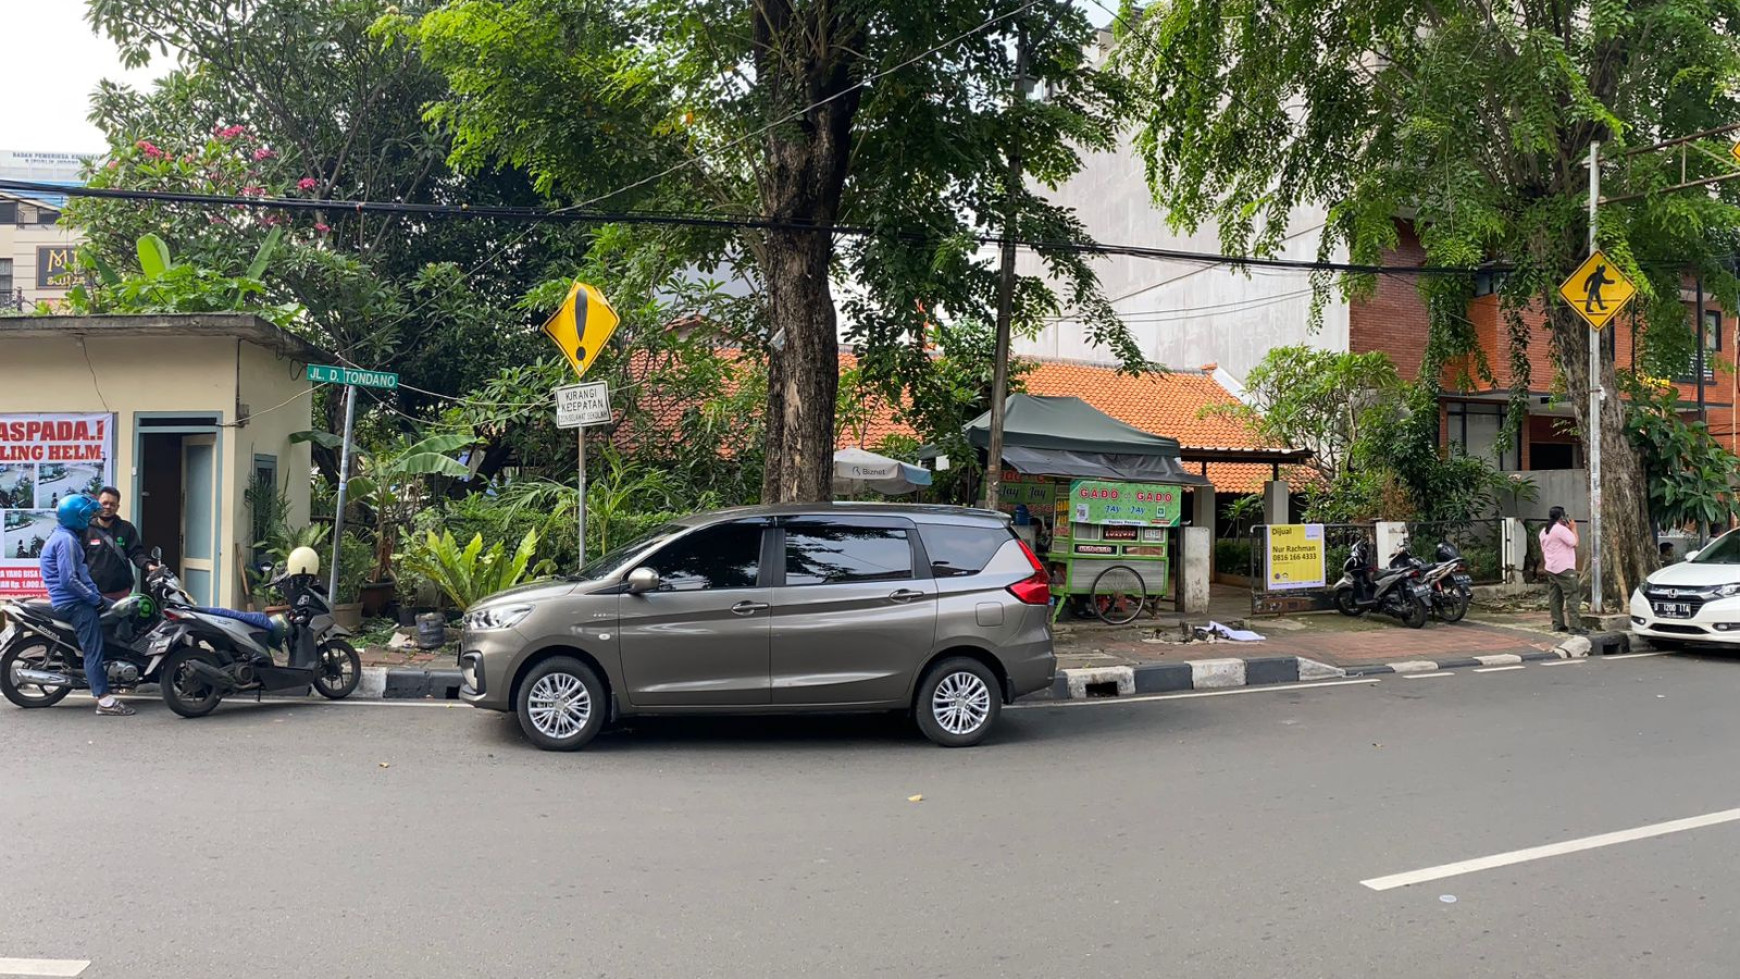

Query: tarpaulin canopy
left=957, top=394, right=1213, bottom=486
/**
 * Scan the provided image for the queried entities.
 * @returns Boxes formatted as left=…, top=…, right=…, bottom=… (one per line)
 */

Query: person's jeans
left=1547, top=569, right=1581, bottom=630
left=57, top=602, right=108, bottom=698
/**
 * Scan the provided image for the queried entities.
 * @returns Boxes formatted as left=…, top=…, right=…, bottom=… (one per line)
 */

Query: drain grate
left=1085, top=680, right=1121, bottom=698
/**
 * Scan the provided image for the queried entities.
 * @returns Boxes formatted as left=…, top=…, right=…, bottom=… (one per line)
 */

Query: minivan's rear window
left=784, top=524, right=913, bottom=586
left=918, top=524, right=1013, bottom=577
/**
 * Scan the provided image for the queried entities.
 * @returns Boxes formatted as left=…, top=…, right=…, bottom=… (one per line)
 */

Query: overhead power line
left=1, top=178, right=1511, bottom=277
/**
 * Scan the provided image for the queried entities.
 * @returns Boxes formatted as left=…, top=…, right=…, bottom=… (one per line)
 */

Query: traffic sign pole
left=328, top=384, right=358, bottom=602
left=553, top=381, right=611, bottom=567
left=577, top=426, right=587, bottom=564
left=1588, top=140, right=1603, bottom=616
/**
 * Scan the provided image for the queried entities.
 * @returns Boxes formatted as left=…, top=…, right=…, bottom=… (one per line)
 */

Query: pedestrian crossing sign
left=1557, top=249, right=1636, bottom=331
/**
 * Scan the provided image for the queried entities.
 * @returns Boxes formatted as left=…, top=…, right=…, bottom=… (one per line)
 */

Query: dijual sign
left=1265, top=523, right=1326, bottom=591
left=0, top=413, right=115, bottom=597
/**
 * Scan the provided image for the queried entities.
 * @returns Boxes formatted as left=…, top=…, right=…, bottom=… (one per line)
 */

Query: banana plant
left=399, top=528, right=552, bottom=610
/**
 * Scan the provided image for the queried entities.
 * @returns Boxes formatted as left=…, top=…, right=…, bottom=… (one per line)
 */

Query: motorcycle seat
left=16, top=600, right=75, bottom=633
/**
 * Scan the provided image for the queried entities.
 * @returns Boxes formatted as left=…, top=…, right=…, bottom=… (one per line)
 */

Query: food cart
left=958, top=394, right=1212, bottom=624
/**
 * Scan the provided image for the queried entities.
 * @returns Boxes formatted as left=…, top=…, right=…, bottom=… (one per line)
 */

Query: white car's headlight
left=463, top=604, right=533, bottom=632
left=1715, top=584, right=1740, bottom=599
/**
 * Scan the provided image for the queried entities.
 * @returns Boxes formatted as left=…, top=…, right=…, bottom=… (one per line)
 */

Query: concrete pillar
left=1262, top=479, right=1290, bottom=525
left=1501, top=517, right=1527, bottom=592
left=1190, top=486, right=1215, bottom=532
left=1375, top=521, right=1409, bottom=563
left=1181, top=525, right=1211, bottom=614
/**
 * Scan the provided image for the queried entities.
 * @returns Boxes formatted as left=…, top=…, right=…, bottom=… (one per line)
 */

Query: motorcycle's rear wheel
left=1439, top=587, right=1470, bottom=623
left=1399, top=594, right=1430, bottom=629
left=1, top=640, right=72, bottom=708
left=162, top=646, right=224, bottom=718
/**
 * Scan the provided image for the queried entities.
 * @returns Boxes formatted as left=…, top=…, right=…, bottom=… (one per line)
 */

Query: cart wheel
left=1091, top=565, right=1147, bottom=626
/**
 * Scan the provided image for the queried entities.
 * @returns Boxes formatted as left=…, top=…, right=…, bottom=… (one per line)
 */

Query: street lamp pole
left=1587, top=140, right=1604, bottom=616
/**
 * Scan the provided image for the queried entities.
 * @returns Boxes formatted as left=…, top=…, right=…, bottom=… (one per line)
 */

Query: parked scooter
left=159, top=546, right=361, bottom=717
left=1331, top=538, right=1432, bottom=628
left=0, top=556, right=190, bottom=708
left=1389, top=539, right=1474, bottom=623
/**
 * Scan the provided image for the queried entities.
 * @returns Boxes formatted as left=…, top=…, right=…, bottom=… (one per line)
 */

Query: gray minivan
left=457, top=503, right=1056, bottom=750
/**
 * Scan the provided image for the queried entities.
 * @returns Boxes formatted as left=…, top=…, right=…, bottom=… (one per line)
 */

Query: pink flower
left=241, top=185, right=265, bottom=197
left=314, top=222, right=331, bottom=234
left=134, top=140, right=164, bottom=160
left=105, top=160, right=119, bottom=170
left=216, top=124, right=247, bottom=140
left=297, top=177, right=318, bottom=191
left=252, top=147, right=276, bottom=162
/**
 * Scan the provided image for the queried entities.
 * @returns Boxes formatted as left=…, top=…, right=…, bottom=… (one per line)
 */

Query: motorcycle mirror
left=150, top=546, right=163, bottom=562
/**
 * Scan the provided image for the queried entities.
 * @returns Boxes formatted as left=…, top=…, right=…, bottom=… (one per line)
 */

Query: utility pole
left=1588, top=141, right=1604, bottom=616
left=982, top=28, right=1027, bottom=512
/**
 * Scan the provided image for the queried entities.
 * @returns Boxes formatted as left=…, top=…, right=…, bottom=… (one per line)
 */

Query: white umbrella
left=833, top=447, right=933, bottom=496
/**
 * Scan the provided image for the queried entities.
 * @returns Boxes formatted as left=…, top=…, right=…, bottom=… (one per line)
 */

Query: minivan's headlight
left=464, top=604, right=533, bottom=631
left=1715, top=584, right=1740, bottom=599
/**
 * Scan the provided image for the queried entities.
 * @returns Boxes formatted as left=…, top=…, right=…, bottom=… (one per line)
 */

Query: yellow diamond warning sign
left=1557, top=249, right=1636, bottom=331
left=541, top=280, right=620, bottom=378
left=1730, top=138, right=1740, bottom=166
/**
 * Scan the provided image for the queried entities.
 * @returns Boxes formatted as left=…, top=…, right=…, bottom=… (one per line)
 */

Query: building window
left=34, top=207, right=58, bottom=226
left=1446, top=401, right=1520, bottom=471
left=0, top=259, right=12, bottom=307
left=0, top=201, right=15, bottom=224
left=1705, top=308, right=1723, bottom=353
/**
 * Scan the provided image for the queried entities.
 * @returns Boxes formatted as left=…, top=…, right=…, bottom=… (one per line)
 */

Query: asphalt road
left=3, top=652, right=1739, bottom=978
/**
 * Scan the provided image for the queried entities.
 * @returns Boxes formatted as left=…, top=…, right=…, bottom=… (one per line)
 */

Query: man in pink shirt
left=1540, top=505, right=1584, bottom=634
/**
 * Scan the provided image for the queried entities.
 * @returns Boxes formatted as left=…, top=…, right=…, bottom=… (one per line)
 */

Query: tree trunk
left=1551, top=304, right=1654, bottom=608
left=750, top=0, right=863, bottom=503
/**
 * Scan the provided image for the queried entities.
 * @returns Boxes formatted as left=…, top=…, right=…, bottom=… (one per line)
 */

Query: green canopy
left=959, top=394, right=1210, bottom=485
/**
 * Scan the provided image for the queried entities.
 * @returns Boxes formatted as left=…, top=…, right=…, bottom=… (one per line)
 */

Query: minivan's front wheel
left=915, top=657, right=1001, bottom=748
left=516, top=656, right=606, bottom=752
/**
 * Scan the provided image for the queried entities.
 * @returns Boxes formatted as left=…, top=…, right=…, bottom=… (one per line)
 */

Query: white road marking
left=1473, top=665, right=1527, bottom=673
left=1361, top=807, right=1740, bottom=891
left=1541, top=659, right=1586, bottom=667
left=1601, top=651, right=1666, bottom=660
left=1009, top=677, right=1380, bottom=709
left=0, top=957, right=90, bottom=977
left=1401, top=671, right=1453, bottom=679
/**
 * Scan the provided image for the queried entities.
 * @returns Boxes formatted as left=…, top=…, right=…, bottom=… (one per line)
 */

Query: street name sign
left=306, top=364, right=400, bottom=389
left=555, top=381, right=611, bottom=429
left=1556, top=249, right=1637, bottom=331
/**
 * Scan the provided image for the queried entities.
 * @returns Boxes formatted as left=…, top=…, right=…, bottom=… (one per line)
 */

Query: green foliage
left=1212, top=347, right=1402, bottom=482
left=1220, top=494, right=1263, bottom=538
left=399, top=529, right=555, bottom=610
left=334, top=531, right=380, bottom=605
left=1213, top=537, right=1253, bottom=578
left=411, top=0, right=1146, bottom=499
left=57, top=227, right=299, bottom=327
left=1620, top=372, right=1740, bottom=529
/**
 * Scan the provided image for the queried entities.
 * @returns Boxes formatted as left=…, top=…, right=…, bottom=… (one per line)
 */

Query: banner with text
left=0, top=414, right=115, bottom=597
left=1068, top=480, right=1183, bottom=527
left=1264, top=524, right=1326, bottom=591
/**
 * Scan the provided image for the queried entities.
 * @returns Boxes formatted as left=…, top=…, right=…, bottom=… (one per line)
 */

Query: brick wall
left=1348, top=222, right=1433, bottom=380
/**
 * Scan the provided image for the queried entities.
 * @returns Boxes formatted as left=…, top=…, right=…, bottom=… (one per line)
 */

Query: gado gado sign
left=1069, top=481, right=1182, bottom=526
left=0, top=414, right=115, bottom=597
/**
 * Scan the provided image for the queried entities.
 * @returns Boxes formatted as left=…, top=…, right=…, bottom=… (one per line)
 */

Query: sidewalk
left=1054, top=584, right=1566, bottom=673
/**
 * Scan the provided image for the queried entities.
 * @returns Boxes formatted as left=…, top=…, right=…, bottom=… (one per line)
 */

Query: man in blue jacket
left=41, top=495, right=134, bottom=716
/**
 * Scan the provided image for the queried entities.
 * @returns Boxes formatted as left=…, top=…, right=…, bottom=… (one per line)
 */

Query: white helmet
left=286, top=546, right=321, bottom=576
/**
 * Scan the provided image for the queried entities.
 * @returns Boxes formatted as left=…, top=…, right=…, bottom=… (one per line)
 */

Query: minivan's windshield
left=572, top=523, right=683, bottom=580
left=1690, top=530, right=1740, bottom=565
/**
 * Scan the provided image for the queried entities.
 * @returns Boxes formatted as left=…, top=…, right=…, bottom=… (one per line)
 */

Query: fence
left=1403, top=519, right=1506, bottom=586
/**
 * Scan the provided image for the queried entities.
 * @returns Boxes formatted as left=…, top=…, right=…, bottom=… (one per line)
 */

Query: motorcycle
left=1331, top=538, right=1432, bottom=629
left=159, top=561, right=361, bottom=718
left=1389, top=539, right=1474, bottom=623
left=1, top=558, right=192, bottom=708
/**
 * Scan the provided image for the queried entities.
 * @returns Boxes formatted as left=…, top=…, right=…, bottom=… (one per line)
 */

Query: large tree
left=413, top=0, right=1145, bottom=502
left=1118, top=0, right=1740, bottom=603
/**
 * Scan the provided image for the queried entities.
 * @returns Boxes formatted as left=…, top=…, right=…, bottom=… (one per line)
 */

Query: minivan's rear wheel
left=915, top=657, right=1001, bottom=748
left=516, top=657, right=606, bottom=752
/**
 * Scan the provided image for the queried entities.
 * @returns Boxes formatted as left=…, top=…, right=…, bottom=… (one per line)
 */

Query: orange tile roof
left=617, top=349, right=1300, bottom=493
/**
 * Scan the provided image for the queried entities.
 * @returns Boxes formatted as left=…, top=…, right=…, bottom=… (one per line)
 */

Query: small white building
left=0, top=314, right=319, bottom=607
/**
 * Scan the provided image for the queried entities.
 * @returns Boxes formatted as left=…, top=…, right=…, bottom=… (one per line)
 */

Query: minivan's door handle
left=888, top=589, right=925, bottom=603
left=731, top=601, right=770, bottom=616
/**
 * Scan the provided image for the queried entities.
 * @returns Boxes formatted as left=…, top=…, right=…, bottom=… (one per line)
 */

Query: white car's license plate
left=1654, top=602, right=1693, bottom=619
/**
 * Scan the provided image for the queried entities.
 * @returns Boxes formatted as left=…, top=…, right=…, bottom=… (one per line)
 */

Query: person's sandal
left=95, top=700, right=136, bottom=717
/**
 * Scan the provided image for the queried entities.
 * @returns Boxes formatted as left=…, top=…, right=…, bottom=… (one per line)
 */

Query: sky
left=0, top=2, right=1118, bottom=157
left=0, top=4, right=164, bottom=154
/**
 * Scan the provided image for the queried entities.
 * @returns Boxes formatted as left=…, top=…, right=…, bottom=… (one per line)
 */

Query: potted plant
left=330, top=531, right=375, bottom=631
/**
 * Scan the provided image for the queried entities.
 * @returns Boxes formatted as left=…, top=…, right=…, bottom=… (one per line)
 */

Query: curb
left=1037, top=631, right=1635, bottom=701
left=366, top=666, right=463, bottom=700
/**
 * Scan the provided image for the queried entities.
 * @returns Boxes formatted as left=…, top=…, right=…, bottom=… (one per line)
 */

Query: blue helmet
left=56, top=495, right=101, bottom=532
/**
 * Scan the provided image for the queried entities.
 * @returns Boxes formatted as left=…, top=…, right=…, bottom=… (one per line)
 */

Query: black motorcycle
left=0, top=561, right=191, bottom=708
left=1390, top=539, right=1474, bottom=623
left=1331, top=538, right=1432, bottom=629
left=159, top=563, right=361, bottom=718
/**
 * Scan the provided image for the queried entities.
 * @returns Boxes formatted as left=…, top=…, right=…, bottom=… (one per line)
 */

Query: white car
left=1630, top=531, right=1740, bottom=647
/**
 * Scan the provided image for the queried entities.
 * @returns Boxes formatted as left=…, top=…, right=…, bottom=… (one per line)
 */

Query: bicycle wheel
left=1091, top=565, right=1147, bottom=626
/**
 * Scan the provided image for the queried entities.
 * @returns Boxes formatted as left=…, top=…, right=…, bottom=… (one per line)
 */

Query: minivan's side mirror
left=626, top=567, right=661, bottom=594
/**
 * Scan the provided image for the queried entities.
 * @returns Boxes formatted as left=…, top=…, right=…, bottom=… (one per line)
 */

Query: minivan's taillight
left=1008, top=537, right=1050, bottom=605
left=1008, top=569, right=1052, bottom=606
